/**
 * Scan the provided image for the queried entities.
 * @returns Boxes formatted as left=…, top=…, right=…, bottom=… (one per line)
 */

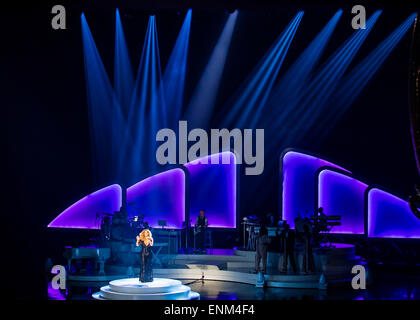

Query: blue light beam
left=117, top=16, right=154, bottom=184
left=162, top=9, right=192, bottom=129
left=223, top=11, right=304, bottom=129
left=81, top=12, right=125, bottom=184
left=261, top=10, right=342, bottom=130
left=184, top=11, right=238, bottom=129
left=114, top=8, right=134, bottom=119
left=123, top=16, right=167, bottom=183
left=315, top=12, right=418, bottom=142
left=267, top=10, right=382, bottom=151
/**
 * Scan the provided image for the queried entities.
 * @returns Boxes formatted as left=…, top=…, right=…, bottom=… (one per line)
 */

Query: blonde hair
left=139, top=229, right=152, bottom=242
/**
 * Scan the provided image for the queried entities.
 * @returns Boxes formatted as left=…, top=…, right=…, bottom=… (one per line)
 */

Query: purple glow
left=48, top=184, right=122, bottom=229
left=318, top=170, right=367, bottom=234
left=368, top=188, right=420, bottom=239
left=126, top=168, right=185, bottom=229
left=281, top=151, right=349, bottom=229
left=185, top=152, right=237, bottom=228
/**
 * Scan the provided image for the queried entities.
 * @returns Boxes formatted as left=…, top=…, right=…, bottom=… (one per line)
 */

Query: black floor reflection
left=49, top=276, right=420, bottom=300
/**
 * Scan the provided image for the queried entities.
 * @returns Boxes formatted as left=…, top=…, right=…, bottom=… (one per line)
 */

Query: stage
left=67, top=244, right=364, bottom=293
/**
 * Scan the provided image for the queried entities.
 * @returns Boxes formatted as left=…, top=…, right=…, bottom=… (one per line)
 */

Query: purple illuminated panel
left=281, top=151, right=349, bottom=229
left=368, top=188, right=420, bottom=239
left=48, top=184, right=122, bottom=229
left=126, top=168, right=185, bottom=229
left=318, top=170, right=367, bottom=234
left=185, top=152, right=236, bottom=228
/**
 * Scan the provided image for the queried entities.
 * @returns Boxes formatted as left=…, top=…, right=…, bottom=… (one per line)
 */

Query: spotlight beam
left=225, top=11, right=304, bottom=129
left=184, top=11, right=238, bottom=129
left=267, top=10, right=382, bottom=151
left=261, top=10, right=343, bottom=130
left=125, top=16, right=167, bottom=182
left=162, top=9, right=192, bottom=129
left=114, top=8, right=134, bottom=119
left=314, top=12, right=418, bottom=142
left=81, top=13, right=124, bottom=184
left=256, top=11, right=381, bottom=200
left=117, top=17, right=154, bottom=184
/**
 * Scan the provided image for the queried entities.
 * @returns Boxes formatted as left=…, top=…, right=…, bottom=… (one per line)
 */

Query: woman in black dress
left=136, top=229, right=154, bottom=282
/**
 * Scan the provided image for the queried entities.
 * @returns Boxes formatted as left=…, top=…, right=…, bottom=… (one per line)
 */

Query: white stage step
left=92, top=278, right=200, bottom=300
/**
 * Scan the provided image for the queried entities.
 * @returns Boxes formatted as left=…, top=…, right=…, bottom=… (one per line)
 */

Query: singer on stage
left=136, top=229, right=154, bottom=282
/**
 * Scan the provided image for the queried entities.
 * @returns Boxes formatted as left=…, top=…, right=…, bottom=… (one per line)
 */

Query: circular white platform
left=109, top=278, right=182, bottom=294
left=92, top=278, right=200, bottom=300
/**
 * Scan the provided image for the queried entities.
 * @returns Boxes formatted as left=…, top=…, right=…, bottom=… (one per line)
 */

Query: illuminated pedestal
left=92, top=278, right=200, bottom=300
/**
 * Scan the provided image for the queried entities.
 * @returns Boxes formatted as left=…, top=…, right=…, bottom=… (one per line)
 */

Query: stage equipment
left=64, top=246, right=111, bottom=275
left=242, top=215, right=260, bottom=249
left=153, top=228, right=181, bottom=254
left=158, top=220, right=167, bottom=228
left=308, top=210, right=342, bottom=246
left=98, top=212, right=113, bottom=242
left=242, top=216, right=286, bottom=250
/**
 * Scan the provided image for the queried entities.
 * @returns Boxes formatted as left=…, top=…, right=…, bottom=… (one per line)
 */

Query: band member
left=280, top=223, right=297, bottom=273
left=136, top=229, right=154, bottom=282
left=195, top=209, right=208, bottom=252
left=302, top=224, right=314, bottom=274
left=255, top=226, right=271, bottom=274
left=266, top=212, right=276, bottom=227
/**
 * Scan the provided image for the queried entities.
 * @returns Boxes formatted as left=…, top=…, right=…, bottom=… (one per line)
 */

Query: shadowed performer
left=302, top=224, right=315, bottom=274
left=255, top=226, right=271, bottom=274
left=194, top=209, right=208, bottom=253
left=136, top=229, right=154, bottom=282
left=280, top=223, right=297, bottom=274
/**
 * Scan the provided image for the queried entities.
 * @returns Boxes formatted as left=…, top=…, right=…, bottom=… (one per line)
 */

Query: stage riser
left=228, top=255, right=361, bottom=274
left=108, top=278, right=182, bottom=294
left=100, top=285, right=192, bottom=300
left=92, top=278, right=200, bottom=300
left=93, top=291, right=200, bottom=300
left=153, top=269, right=323, bottom=288
left=235, top=246, right=356, bottom=260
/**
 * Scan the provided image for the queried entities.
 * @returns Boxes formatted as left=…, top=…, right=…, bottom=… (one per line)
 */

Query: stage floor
left=65, top=245, right=361, bottom=289
left=49, top=275, right=420, bottom=300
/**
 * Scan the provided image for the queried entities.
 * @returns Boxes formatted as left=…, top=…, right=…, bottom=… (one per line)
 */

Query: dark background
left=4, top=0, right=419, bottom=299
